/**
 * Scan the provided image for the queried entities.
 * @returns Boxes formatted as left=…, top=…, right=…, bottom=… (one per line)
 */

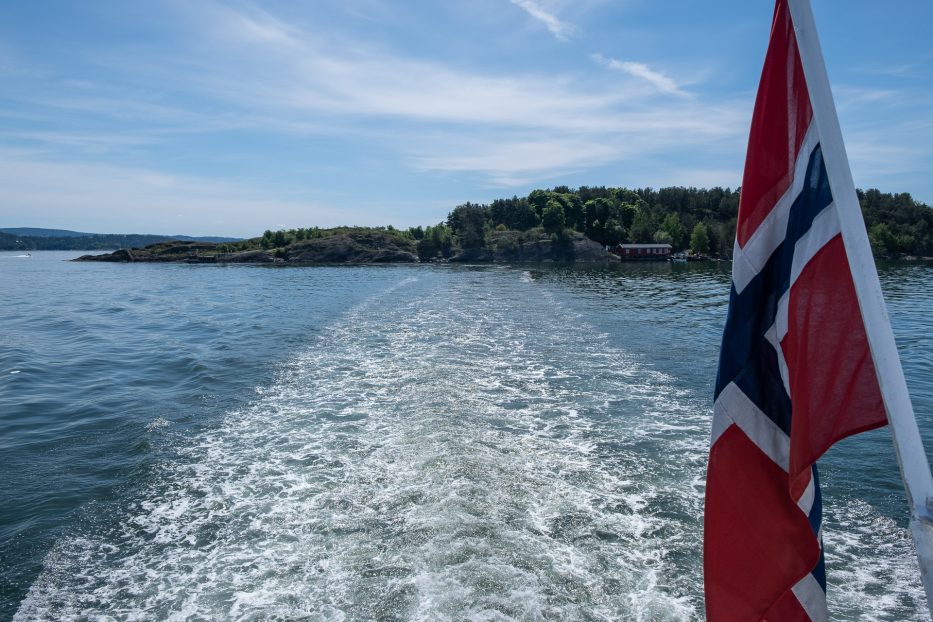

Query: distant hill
left=0, top=227, right=96, bottom=238
left=0, top=228, right=241, bottom=251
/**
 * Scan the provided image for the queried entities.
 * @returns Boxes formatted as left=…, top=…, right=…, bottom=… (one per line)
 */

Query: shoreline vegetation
left=56, top=185, right=933, bottom=264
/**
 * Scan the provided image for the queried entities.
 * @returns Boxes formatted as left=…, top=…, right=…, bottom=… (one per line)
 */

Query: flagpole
left=787, top=0, right=933, bottom=614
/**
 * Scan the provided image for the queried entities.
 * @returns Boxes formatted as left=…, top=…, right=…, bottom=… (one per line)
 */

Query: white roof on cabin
left=615, top=244, right=672, bottom=249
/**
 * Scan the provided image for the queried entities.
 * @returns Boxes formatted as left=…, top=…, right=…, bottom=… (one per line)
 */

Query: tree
left=511, top=201, right=540, bottom=230
left=558, top=194, right=585, bottom=231
left=528, top=189, right=551, bottom=217
left=542, top=199, right=566, bottom=237
left=447, top=203, right=488, bottom=251
left=869, top=223, right=897, bottom=257
left=617, top=203, right=638, bottom=230
left=630, top=209, right=656, bottom=243
left=416, top=237, right=436, bottom=260
left=418, top=224, right=454, bottom=260
left=690, top=222, right=710, bottom=254
left=660, top=213, right=687, bottom=250
left=491, top=196, right=538, bottom=230
left=584, top=198, right=612, bottom=232
left=603, top=218, right=627, bottom=246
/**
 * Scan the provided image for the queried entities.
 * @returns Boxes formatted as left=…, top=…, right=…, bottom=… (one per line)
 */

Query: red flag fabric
left=704, top=1, right=887, bottom=619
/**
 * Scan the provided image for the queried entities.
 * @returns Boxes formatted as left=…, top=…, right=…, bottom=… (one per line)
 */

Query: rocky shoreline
left=75, top=231, right=619, bottom=265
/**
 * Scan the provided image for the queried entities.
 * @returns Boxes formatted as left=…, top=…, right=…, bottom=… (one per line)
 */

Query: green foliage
left=447, top=203, right=488, bottom=251
left=541, top=199, right=566, bottom=237
left=415, top=183, right=931, bottom=260
left=629, top=209, right=656, bottom=244
left=690, top=222, right=710, bottom=255
left=581, top=198, right=631, bottom=245
left=260, top=230, right=274, bottom=249
left=558, top=193, right=585, bottom=231
left=859, top=189, right=933, bottom=256
left=617, top=203, right=638, bottom=230
left=417, top=224, right=454, bottom=260
left=528, top=189, right=551, bottom=218
left=660, top=213, right=687, bottom=250
left=490, top=196, right=539, bottom=231
left=869, top=223, right=898, bottom=257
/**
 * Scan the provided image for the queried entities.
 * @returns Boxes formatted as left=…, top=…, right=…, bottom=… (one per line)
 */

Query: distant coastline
left=0, top=228, right=240, bottom=252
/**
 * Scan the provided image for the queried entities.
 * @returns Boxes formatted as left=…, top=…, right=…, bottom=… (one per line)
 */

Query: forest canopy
left=417, top=185, right=932, bottom=260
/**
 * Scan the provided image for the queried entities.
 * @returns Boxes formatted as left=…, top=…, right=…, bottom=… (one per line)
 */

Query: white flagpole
left=787, top=0, right=933, bottom=615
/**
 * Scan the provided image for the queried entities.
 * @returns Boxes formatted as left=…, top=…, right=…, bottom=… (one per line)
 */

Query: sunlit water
left=1, top=252, right=931, bottom=620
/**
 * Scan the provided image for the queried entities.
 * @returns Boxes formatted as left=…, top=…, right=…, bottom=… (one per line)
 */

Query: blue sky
left=0, top=0, right=930, bottom=237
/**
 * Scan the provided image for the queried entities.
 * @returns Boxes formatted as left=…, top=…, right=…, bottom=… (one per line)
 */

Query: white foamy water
left=14, top=266, right=927, bottom=620
left=823, top=499, right=928, bottom=619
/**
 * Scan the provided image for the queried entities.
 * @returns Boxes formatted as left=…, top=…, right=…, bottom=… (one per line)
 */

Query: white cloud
left=592, top=54, right=690, bottom=98
left=0, top=3, right=748, bottom=201
left=154, top=4, right=614, bottom=132
left=407, top=101, right=747, bottom=187
left=172, top=5, right=743, bottom=185
left=509, top=0, right=574, bottom=41
left=853, top=63, right=920, bottom=79
left=0, top=130, right=157, bottom=153
left=410, top=137, right=620, bottom=186
left=833, top=85, right=899, bottom=109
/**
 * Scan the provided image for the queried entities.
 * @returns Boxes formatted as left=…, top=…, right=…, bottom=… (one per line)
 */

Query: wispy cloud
left=192, top=5, right=611, bottom=129
left=70, top=4, right=619, bottom=134
left=0, top=147, right=372, bottom=235
left=408, top=102, right=747, bottom=187
left=853, top=63, right=921, bottom=79
left=0, top=2, right=747, bottom=206
left=85, top=6, right=739, bottom=144
left=592, top=54, right=690, bottom=98
left=509, top=0, right=574, bottom=41
left=0, top=130, right=158, bottom=153
left=410, top=137, right=621, bottom=186
left=833, top=85, right=899, bottom=109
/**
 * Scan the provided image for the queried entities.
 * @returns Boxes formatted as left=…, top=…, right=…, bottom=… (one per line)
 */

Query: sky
left=0, top=0, right=931, bottom=237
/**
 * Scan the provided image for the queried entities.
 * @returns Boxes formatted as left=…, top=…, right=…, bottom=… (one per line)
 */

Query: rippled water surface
left=1, top=252, right=931, bottom=620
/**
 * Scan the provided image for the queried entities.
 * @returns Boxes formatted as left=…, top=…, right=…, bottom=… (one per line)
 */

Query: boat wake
left=14, top=267, right=926, bottom=620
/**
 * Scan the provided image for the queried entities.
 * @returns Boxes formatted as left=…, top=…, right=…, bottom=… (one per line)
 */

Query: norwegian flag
left=703, top=1, right=890, bottom=619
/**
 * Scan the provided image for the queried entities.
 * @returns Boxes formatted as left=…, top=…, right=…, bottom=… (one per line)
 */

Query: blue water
left=0, top=251, right=930, bottom=620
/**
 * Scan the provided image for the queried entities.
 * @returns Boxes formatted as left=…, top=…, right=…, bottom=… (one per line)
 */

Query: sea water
left=1, top=251, right=930, bottom=620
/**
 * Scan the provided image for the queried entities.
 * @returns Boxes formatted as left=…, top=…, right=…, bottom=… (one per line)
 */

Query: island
left=72, top=184, right=933, bottom=264
left=75, top=227, right=616, bottom=264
